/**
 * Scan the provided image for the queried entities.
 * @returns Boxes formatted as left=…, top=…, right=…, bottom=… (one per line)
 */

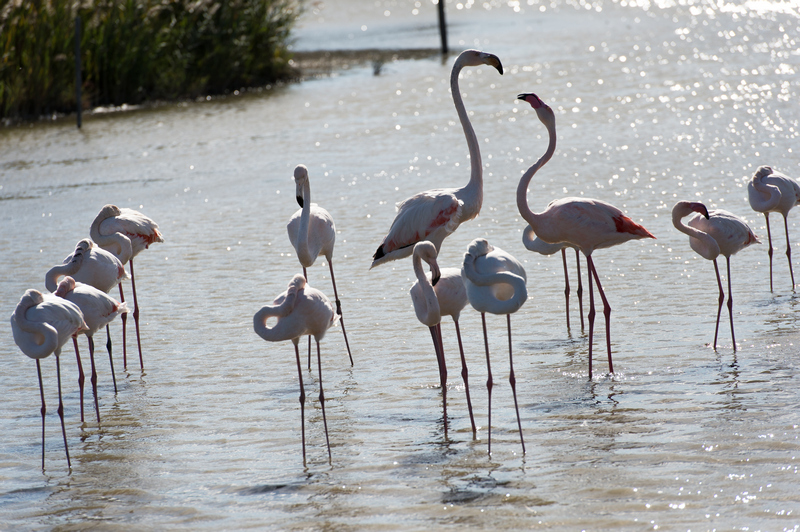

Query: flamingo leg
left=129, top=259, right=144, bottom=369
left=55, top=354, right=71, bottom=468
left=88, top=336, right=101, bottom=423
left=783, top=214, right=795, bottom=290
left=105, top=324, right=118, bottom=393
left=118, top=283, right=128, bottom=368
left=454, top=320, right=476, bottom=437
left=72, top=337, right=85, bottom=423
left=712, top=259, right=724, bottom=350
left=293, top=342, right=306, bottom=464
left=561, top=248, right=570, bottom=329
left=481, top=313, right=493, bottom=455
left=316, top=339, right=332, bottom=462
left=586, top=256, right=596, bottom=378
left=36, top=360, right=46, bottom=470
left=726, top=257, right=736, bottom=352
left=588, top=256, right=614, bottom=374
left=765, top=213, right=774, bottom=292
left=507, top=315, right=525, bottom=454
left=429, top=325, right=447, bottom=434
left=575, top=249, right=585, bottom=331
left=328, top=259, right=353, bottom=366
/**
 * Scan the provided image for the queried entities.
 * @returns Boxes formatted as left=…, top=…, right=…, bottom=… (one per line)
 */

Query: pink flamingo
left=462, top=238, right=528, bottom=455
left=287, top=164, right=353, bottom=367
left=371, top=50, right=503, bottom=268
left=45, top=238, right=129, bottom=396
left=672, top=201, right=759, bottom=350
left=253, top=274, right=339, bottom=463
left=522, top=228, right=584, bottom=330
left=410, top=241, right=476, bottom=437
left=747, top=165, right=800, bottom=291
left=90, top=204, right=163, bottom=369
left=11, top=289, right=87, bottom=469
left=515, top=92, right=656, bottom=376
left=54, top=277, right=128, bottom=423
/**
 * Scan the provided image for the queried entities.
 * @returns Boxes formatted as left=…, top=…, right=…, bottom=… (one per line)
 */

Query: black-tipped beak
left=296, top=196, right=304, bottom=208
left=431, top=272, right=441, bottom=287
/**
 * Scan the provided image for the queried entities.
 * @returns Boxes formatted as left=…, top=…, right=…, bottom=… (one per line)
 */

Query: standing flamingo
left=672, top=201, right=759, bottom=350
left=461, top=238, right=527, bottom=455
left=747, top=165, right=800, bottom=291
left=253, top=274, right=339, bottom=463
left=515, top=92, right=655, bottom=376
left=522, top=227, right=584, bottom=330
left=370, top=50, right=503, bottom=268
left=11, top=289, right=87, bottom=469
left=287, top=164, right=353, bottom=367
left=90, top=204, right=164, bottom=369
left=45, top=238, right=129, bottom=396
left=410, top=241, right=476, bottom=436
left=54, top=277, right=128, bottom=423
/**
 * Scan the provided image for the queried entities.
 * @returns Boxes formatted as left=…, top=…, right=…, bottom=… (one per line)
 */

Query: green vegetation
left=0, top=0, right=300, bottom=120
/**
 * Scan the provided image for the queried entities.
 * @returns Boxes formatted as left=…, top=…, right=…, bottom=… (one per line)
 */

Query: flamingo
left=461, top=238, right=527, bottom=455
left=287, top=164, right=353, bottom=367
left=370, top=50, right=503, bottom=268
left=253, top=274, right=339, bottom=463
left=45, top=238, right=129, bottom=395
left=54, top=277, right=128, bottom=423
left=672, top=201, right=759, bottom=351
left=90, top=204, right=164, bottom=369
left=515, top=92, right=655, bottom=376
left=747, top=165, right=800, bottom=291
left=10, top=289, right=87, bottom=469
left=522, top=228, right=584, bottom=330
left=410, top=241, right=476, bottom=436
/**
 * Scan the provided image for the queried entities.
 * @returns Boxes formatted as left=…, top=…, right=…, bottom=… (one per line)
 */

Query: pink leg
left=328, top=259, right=353, bottom=365
left=765, top=213, right=774, bottom=292
left=587, top=256, right=596, bottom=378
left=712, top=259, right=724, bottom=350
left=36, top=360, right=46, bottom=470
left=575, top=249, right=585, bottom=330
left=88, top=336, right=100, bottom=422
left=429, top=325, right=447, bottom=434
left=293, top=342, right=306, bottom=464
left=316, top=339, right=332, bottom=462
left=129, top=259, right=144, bottom=369
left=726, top=257, right=736, bottom=352
left=507, top=315, right=525, bottom=454
left=105, top=325, right=117, bottom=393
left=588, top=256, right=614, bottom=373
left=481, top=313, right=493, bottom=455
left=561, top=248, right=571, bottom=329
left=783, top=214, right=795, bottom=290
left=55, top=354, right=71, bottom=468
left=454, top=320, right=476, bottom=437
left=72, top=337, right=85, bottom=423
left=118, top=283, right=128, bottom=368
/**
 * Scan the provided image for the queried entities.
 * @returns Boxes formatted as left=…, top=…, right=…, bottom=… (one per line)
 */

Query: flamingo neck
left=12, top=293, right=59, bottom=359
left=412, top=252, right=440, bottom=325
left=90, top=218, right=133, bottom=264
left=672, top=209, right=720, bottom=260
left=749, top=178, right=781, bottom=212
left=516, top=113, right=557, bottom=234
left=451, top=58, right=482, bottom=218
left=296, top=179, right=314, bottom=266
left=463, top=257, right=528, bottom=314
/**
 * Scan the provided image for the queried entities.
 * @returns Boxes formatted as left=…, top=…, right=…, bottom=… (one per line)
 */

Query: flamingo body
left=45, top=239, right=128, bottom=294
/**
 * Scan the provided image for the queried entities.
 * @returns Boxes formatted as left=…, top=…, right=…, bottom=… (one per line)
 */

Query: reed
left=0, top=0, right=299, bottom=120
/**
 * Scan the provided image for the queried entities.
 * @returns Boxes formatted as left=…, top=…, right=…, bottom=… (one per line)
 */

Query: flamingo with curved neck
left=371, top=49, right=503, bottom=268
left=515, top=92, right=655, bottom=377
left=253, top=274, right=338, bottom=463
left=672, top=201, right=759, bottom=351
left=287, top=164, right=353, bottom=366
left=462, top=238, right=527, bottom=455
left=747, top=165, right=800, bottom=291
left=410, top=241, right=476, bottom=437
left=11, top=289, right=87, bottom=469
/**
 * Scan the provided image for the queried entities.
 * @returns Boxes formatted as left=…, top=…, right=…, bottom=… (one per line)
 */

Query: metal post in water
left=75, top=16, right=82, bottom=129
left=437, top=0, right=448, bottom=55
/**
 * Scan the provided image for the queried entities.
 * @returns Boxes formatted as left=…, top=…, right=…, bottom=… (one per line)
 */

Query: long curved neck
left=516, top=113, right=557, bottom=232
left=90, top=218, right=133, bottom=264
left=253, top=288, right=300, bottom=342
left=12, top=294, right=59, bottom=359
left=451, top=59, right=482, bottom=208
left=749, top=179, right=781, bottom=212
left=463, top=256, right=528, bottom=314
left=45, top=260, right=79, bottom=293
left=296, top=179, right=314, bottom=266
left=413, top=253, right=440, bottom=325
left=672, top=209, right=720, bottom=260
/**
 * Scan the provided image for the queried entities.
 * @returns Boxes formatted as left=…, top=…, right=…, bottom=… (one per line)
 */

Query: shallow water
left=1, top=0, right=800, bottom=529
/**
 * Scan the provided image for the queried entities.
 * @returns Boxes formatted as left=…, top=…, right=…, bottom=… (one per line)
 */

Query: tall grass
left=0, top=0, right=300, bottom=120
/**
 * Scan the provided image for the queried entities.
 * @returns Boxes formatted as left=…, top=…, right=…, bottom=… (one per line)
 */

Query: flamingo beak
left=296, top=195, right=304, bottom=208
left=691, top=202, right=710, bottom=219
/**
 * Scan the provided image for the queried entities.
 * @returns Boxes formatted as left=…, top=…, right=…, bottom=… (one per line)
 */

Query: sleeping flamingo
left=46, top=238, right=128, bottom=395
left=287, top=164, right=353, bottom=367
left=253, top=274, right=339, bottom=463
left=11, top=289, right=87, bottom=469
left=410, top=241, right=476, bottom=436
left=522, top=228, right=584, bottom=330
left=54, top=277, right=128, bottom=423
left=672, top=201, right=759, bottom=350
left=747, top=165, right=800, bottom=291
left=515, top=92, right=655, bottom=377
left=462, top=238, right=527, bottom=455
left=90, top=204, right=163, bottom=369
left=371, top=50, right=503, bottom=268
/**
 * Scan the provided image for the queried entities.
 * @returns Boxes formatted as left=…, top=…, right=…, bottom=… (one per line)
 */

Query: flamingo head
left=54, top=276, right=76, bottom=298
left=753, top=165, right=774, bottom=181
left=457, top=50, right=503, bottom=75
left=294, top=164, right=308, bottom=207
left=466, top=237, right=493, bottom=259
left=518, top=92, right=555, bottom=129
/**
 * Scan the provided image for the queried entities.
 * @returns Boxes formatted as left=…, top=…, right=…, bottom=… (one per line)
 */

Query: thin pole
left=74, top=16, right=82, bottom=129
